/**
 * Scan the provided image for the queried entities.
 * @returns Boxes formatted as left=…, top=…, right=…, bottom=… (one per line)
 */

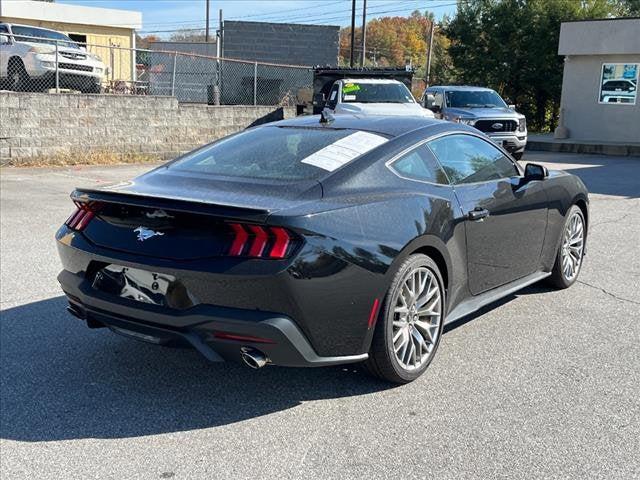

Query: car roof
left=268, top=114, right=455, bottom=138
left=339, top=78, right=403, bottom=85
left=428, top=85, right=496, bottom=92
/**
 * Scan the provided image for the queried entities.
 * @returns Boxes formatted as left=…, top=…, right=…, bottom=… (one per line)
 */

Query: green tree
left=338, top=10, right=456, bottom=85
left=446, top=0, right=622, bottom=131
left=615, top=0, right=640, bottom=14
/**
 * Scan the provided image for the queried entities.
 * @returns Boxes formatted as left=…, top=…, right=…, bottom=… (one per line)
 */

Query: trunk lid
left=73, top=169, right=320, bottom=260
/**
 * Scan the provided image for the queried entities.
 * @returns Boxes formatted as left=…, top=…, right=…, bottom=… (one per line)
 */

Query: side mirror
left=313, top=93, right=325, bottom=106
left=0, top=34, right=9, bottom=45
left=430, top=104, right=441, bottom=114
left=424, top=93, right=435, bottom=108
left=523, top=163, right=548, bottom=182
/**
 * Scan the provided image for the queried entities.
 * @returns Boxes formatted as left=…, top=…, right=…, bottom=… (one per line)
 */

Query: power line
left=138, top=0, right=428, bottom=32
left=96, top=0, right=345, bottom=28
left=139, top=0, right=448, bottom=34
left=136, top=0, right=348, bottom=30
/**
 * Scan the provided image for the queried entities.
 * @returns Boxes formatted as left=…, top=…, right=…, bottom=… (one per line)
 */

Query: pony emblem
left=134, top=226, right=165, bottom=242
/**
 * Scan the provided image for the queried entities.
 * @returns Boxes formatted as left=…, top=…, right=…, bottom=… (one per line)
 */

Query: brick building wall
left=0, top=92, right=294, bottom=165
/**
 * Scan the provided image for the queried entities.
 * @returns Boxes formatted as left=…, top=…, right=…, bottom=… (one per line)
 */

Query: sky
left=56, top=0, right=458, bottom=37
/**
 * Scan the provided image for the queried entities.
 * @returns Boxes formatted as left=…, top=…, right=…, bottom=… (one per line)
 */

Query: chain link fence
left=0, top=33, right=313, bottom=105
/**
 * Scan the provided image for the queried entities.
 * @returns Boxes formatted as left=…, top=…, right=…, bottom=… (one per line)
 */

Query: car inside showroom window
left=599, top=63, right=638, bottom=105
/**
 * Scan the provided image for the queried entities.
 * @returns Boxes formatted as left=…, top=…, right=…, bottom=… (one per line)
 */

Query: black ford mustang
left=56, top=115, right=588, bottom=383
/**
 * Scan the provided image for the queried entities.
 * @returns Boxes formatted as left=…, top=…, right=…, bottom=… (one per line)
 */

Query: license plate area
left=92, top=264, right=176, bottom=307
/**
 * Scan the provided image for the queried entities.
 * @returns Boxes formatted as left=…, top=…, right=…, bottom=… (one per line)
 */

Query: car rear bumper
left=58, top=269, right=368, bottom=368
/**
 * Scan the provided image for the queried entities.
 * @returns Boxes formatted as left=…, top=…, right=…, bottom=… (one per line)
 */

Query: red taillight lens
left=247, top=225, right=268, bottom=257
left=65, top=201, right=100, bottom=231
left=228, top=223, right=248, bottom=256
left=269, top=227, right=291, bottom=258
left=227, top=223, right=295, bottom=259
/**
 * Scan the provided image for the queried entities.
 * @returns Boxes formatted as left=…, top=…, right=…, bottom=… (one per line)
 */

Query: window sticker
left=301, top=131, right=388, bottom=172
left=343, top=83, right=361, bottom=94
left=329, top=90, right=337, bottom=101
left=343, top=94, right=357, bottom=101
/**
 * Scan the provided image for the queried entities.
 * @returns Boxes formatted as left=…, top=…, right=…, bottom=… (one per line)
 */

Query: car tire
left=7, top=58, right=29, bottom=92
left=365, top=254, right=445, bottom=384
left=548, top=205, right=586, bottom=289
left=512, top=151, right=524, bottom=161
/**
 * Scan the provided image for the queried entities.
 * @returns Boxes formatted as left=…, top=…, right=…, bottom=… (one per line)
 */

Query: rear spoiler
left=72, top=188, right=270, bottom=223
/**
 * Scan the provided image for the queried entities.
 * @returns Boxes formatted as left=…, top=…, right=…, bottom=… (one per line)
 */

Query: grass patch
left=2, top=150, right=160, bottom=168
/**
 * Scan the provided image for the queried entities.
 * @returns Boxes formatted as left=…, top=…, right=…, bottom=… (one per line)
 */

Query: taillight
left=64, top=201, right=101, bottom=231
left=227, top=223, right=295, bottom=259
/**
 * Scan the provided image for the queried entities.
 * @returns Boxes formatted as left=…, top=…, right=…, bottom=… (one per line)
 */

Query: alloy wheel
left=561, top=211, right=585, bottom=282
left=392, top=267, right=442, bottom=370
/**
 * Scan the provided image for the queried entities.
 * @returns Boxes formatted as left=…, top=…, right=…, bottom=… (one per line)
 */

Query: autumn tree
left=169, top=29, right=208, bottom=43
left=136, top=34, right=160, bottom=49
left=339, top=10, right=456, bottom=85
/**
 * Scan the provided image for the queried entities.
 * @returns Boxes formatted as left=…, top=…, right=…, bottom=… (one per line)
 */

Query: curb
left=527, top=140, right=640, bottom=157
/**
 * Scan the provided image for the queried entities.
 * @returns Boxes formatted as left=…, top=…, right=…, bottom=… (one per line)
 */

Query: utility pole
left=425, top=20, right=435, bottom=86
left=219, top=8, right=224, bottom=57
left=205, top=0, right=210, bottom=42
left=360, top=0, right=367, bottom=67
left=349, top=0, right=356, bottom=67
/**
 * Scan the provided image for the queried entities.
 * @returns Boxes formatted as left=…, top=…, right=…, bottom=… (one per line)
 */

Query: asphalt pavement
left=1, top=152, right=639, bottom=479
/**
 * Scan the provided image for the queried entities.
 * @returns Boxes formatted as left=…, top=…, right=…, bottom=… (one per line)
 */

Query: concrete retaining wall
left=0, top=92, right=295, bottom=165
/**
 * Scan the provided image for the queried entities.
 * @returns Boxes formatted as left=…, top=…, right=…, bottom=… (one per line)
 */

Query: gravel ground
left=1, top=152, right=639, bottom=480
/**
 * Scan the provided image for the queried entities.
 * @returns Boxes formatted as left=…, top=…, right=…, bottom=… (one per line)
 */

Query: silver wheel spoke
left=417, top=296, right=440, bottom=317
left=395, top=329, right=408, bottom=352
left=414, top=320, right=436, bottom=342
left=412, top=327, right=430, bottom=354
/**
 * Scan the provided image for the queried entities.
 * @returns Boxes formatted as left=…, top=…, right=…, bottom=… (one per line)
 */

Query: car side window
left=428, top=134, right=518, bottom=185
left=0, top=25, right=8, bottom=34
left=390, top=144, right=449, bottom=184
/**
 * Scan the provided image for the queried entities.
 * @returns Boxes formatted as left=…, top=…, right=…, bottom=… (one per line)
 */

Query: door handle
left=468, top=207, right=489, bottom=221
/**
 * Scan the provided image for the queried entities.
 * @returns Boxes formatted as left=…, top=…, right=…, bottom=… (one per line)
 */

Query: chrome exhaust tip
left=240, top=347, right=269, bottom=369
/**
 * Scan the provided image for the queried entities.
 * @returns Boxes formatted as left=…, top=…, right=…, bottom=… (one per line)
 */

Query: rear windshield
left=170, top=126, right=388, bottom=180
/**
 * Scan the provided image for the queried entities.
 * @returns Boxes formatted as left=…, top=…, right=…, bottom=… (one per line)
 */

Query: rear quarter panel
left=268, top=155, right=468, bottom=354
left=539, top=170, right=589, bottom=270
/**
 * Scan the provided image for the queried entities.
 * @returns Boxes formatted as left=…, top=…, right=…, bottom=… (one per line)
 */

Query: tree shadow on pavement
left=0, top=296, right=391, bottom=442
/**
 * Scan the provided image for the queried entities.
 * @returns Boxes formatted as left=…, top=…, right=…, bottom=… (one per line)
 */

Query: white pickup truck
left=0, top=23, right=106, bottom=93
left=322, top=78, right=434, bottom=118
